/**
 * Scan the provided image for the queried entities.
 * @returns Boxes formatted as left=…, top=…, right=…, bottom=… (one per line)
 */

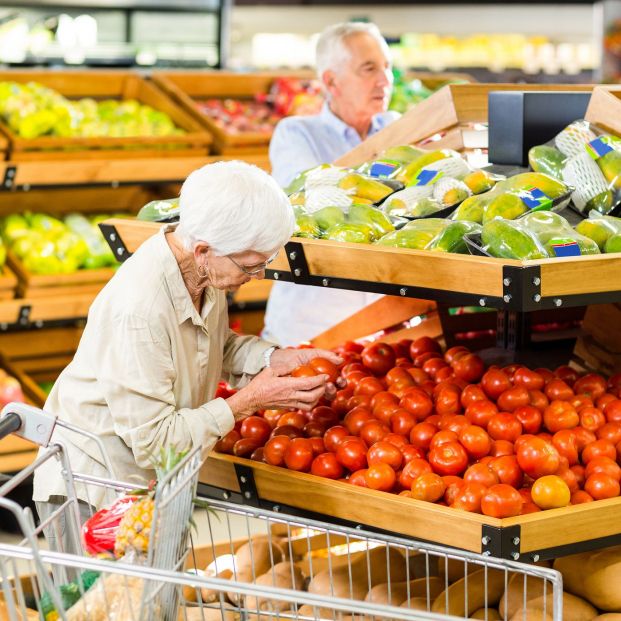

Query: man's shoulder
left=273, top=113, right=325, bottom=136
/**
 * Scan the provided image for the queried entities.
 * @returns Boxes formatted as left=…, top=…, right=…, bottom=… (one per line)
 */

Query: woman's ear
left=193, top=241, right=210, bottom=262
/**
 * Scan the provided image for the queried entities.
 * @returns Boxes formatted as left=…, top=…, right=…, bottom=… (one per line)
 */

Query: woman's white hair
left=315, top=22, right=389, bottom=80
left=176, top=160, right=295, bottom=256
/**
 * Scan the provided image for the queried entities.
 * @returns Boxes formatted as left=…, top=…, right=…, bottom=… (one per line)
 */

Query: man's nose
left=376, top=68, right=391, bottom=88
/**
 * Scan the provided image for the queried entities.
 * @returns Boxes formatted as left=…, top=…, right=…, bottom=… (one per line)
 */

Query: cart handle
left=0, top=411, right=20, bottom=440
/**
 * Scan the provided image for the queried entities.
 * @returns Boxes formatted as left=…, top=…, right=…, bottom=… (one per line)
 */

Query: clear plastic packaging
left=528, top=119, right=621, bottom=215
left=137, top=198, right=180, bottom=222
left=81, top=495, right=138, bottom=556
left=453, top=172, right=573, bottom=224
left=575, top=211, right=621, bottom=253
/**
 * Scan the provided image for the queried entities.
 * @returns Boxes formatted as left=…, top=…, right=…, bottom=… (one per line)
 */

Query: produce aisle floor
left=0, top=507, right=264, bottom=576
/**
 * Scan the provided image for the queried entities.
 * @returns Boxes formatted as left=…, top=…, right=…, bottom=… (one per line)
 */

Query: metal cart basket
left=0, top=403, right=564, bottom=620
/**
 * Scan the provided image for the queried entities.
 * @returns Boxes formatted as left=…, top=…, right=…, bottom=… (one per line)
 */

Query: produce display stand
left=0, top=70, right=212, bottom=161
left=152, top=70, right=314, bottom=155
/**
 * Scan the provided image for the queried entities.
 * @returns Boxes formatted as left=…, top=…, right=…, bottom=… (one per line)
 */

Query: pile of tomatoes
left=214, top=337, right=621, bottom=518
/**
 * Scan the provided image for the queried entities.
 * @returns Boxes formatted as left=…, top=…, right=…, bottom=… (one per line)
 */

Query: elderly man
left=263, top=22, right=398, bottom=346
left=33, top=161, right=339, bottom=553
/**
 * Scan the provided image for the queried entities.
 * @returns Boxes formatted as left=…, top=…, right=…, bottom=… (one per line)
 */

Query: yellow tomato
left=531, top=475, right=571, bottom=510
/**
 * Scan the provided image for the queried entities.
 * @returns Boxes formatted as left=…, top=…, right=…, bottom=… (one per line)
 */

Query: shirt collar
left=157, top=223, right=216, bottom=327
left=320, top=101, right=384, bottom=139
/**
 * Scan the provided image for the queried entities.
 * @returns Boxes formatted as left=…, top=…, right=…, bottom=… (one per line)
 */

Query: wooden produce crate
left=0, top=265, right=17, bottom=300
left=585, top=84, right=621, bottom=137
left=199, top=451, right=621, bottom=561
left=6, top=249, right=115, bottom=298
left=0, top=70, right=212, bottom=161
left=152, top=71, right=315, bottom=155
left=336, top=83, right=595, bottom=167
left=0, top=357, right=47, bottom=473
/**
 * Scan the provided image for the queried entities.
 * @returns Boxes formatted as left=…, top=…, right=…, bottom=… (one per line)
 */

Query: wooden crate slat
left=585, top=86, right=621, bottom=136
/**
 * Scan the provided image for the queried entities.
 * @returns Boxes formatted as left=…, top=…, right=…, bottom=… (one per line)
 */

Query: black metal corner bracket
left=233, top=463, right=260, bottom=508
left=284, top=241, right=312, bottom=285
left=2, top=166, right=16, bottom=190
left=501, top=265, right=542, bottom=311
left=481, top=524, right=522, bottom=560
left=98, top=223, right=131, bottom=263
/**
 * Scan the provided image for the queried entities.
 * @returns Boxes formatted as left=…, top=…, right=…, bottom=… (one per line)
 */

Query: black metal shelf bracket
left=99, top=223, right=131, bottom=263
left=234, top=463, right=260, bottom=508
left=481, top=524, right=522, bottom=560
left=285, top=241, right=312, bottom=285
left=2, top=166, right=16, bottom=190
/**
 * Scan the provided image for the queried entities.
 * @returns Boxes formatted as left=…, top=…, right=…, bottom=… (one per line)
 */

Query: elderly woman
left=33, top=161, right=339, bottom=546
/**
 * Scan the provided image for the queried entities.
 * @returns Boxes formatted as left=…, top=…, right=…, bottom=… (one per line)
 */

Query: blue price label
left=586, top=136, right=613, bottom=160
left=519, top=187, right=553, bottom=211
left=413, top=169, right=443, bottom=186
left=550, top=239, right=581, bottom=257
left=369, top=160, right=399, bottom=178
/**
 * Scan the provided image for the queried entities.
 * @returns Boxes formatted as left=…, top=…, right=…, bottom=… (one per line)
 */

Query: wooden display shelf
left=99, top=218, right=621, bottom=313
left=0, top=292, right=95, bottom=326
left=0, top=357, right=47, bottom=472
left=0, top=70, right=211, bottom=160
left=6, top=250, right=114, bottom=298
left=0, top=266, right=17, bottom=300
left=152, top=70, right=316, bottom=154
left=0, top=153, right=269, bottom=189
left=585, top=85, right=621, bottom=136
left=199, top=451, right=621, bottom=560
left=336, top=83, right=594, bottom=167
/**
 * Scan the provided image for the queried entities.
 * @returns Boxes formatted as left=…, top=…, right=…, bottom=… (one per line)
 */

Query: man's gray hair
left=176, top=160, right=295, bottom=256
left=315, top=22, right=389, bottom=79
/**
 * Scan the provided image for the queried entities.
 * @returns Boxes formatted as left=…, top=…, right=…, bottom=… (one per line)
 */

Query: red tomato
left=309, top=437, right=325, bottom=455
left=348, top=469, right=368, bottom=487
left=277, top=411, right=307, bottom=430
left=308, top=406, right=339, bottom=428
left=435, top=387, right=462, bottom=416
left=372, top=395, right=400, bottom=424
left=535, top=368, right=555, bottom=384
left=464, top=400, right=498, bottom=428
left=364, top=463, right=397, bottom=491
left=555, top=365, right=579, bottom=386
left=283, top=438, right=314, bottom=472
left=310, top=453, right=344, bottom=479
left=582, top=439, right=616, bottom=464
left=444, top=346, right=469, bottom=364
left=435, top=366, right=455, bottom=383
left=617, top=440, right=621, bottom=463
left=262, top=410, right=283, bottom=429
left=430, top=430, right=459, bottom=449
left=452, top=353, right=485, bottom=383
left=214, top=430, right=241, bottom=454
left=345, top=372, right=370, bottom=391
left=552, top=430, right=579, bottom=466
left=464, top=463, right=499, bottom=487
left=516, top=436, right=560, bottom=479
left=411, top=472, right=446, bottom=502
left=481, top=369, right=512, bottom=401
left=383, top=432, right=408, bottom=449
left=458, top=425, right=492, bottom=460
left=545, top=379, right=574, bottom=402
left=407, top=367, right=431, bottom=385
left=332, top=389, right=353, bottom=415
left=605, top=400, right=621, bottom=424
left=398, top=458, right=432, bottom=489
left=573, top=427, right=597, bottom=452
left=414, top=352, right=442, bottom=368
left=460, top=384, right=488, bottom=408
left=400, top=387, right=433, bottom=421
left=451, top=481, right=487, bottom=513
left=291, top=365, right=316, bottom=378
left=608, top=373, right=621, bottom=396
left=584, top=473, right=620, bottom=500
left=528, top=390, right=549, bottom=411
left=571, top=394, right=594, bottom=411
left=390, top=409, right=416, bottom=436
left=490, top=440, right=515, bottom=457
left=597, top=393, right=617, bottom=411
left=362, top=342, right=396, bottom=376
left=442, top=476, right=464, bottom=502
left=580, top=407, right=606, bottom=432
left=513, top=368, right=545, bottom=391
left=557, top=466, right=580, bottom=494
left=422, top=357, right=449, bottom=379
left=409, top=422, right=437, bottom=451
left=323, top=425, right=349, bottom=452
left=355, top=376, right=385, bottom=397
left=367, top=441, right=403, bottom=470
left=304, top=422, right=326, bottom=438
left=360, top=421, right=390, bottom=447
left=481, top=484, right=523, bottom=518
left=270, top=424, right=304, bottom=439
left=386, top=367, right=415, bottom=387
left=574, top=373, right=607, bottom=400
left=336, top=438, right=368, bottom=471
left=497, top=386, right=530, bottom=412
left=489, top=455, right=523, bottom=488
left=597, top=422, right=621, bottom=445
left=585, top=456, right=621, bottom=481
left=240, top=415, right=272, bottom=445
left=343, top=407, right=375, bottom=436
left=347, top=394, right=372, bottom=410
left=571, top=490, right=594, bottom=504
left=571, top=464, right=586, bottom=488
left=543, top=401, right=579, bottom=433
left=401, top=444, right=425, bottom=464
left=250, top=447, right=265, bottom=462
left=428, top=441, right=469, bottom=476
left=515, top=405, right=543, bottom=434
left=487, top=413, right=523, bottom=442
left=410, top=336, right=442, bottom=359
left=309, top=358, right=339, bottom=383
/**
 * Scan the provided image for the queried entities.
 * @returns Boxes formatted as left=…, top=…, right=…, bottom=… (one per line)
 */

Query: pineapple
left=114, top=446, right=187, bottom=559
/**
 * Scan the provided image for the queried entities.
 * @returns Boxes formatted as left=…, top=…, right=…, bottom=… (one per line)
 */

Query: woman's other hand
left=226, top=368, right=331, bottom=420
left=269, top=348, right=342, bottom=376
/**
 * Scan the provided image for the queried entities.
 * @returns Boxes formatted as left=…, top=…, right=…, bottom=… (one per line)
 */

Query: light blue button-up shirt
left=263, top=103, right=399, bottom=346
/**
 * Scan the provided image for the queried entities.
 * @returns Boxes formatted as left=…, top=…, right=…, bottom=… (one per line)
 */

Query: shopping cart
left=0, top=403, right=564, bottom=621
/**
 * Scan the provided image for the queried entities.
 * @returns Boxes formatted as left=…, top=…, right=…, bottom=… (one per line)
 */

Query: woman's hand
left=226, top=368, right=331, bottom=420
left=268, top=348, right=342, bottom=376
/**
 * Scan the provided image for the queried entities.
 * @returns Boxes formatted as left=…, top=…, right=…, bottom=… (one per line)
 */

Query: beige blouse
left=33, top=224, right=273, bottom=508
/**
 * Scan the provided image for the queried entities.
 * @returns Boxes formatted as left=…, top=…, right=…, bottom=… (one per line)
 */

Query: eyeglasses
left=227, top=251, right=278, bottom=276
